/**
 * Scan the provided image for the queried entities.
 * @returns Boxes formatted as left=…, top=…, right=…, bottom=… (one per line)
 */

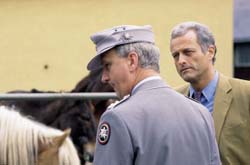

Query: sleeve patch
left=97, top=122, right=111, bottom=145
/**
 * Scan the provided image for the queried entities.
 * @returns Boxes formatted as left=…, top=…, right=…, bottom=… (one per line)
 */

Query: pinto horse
left=0, top=89, right=97, bottom=164
left=0, top=105, right=80, bottom=165
left=0, top=68, right=115, bottom=164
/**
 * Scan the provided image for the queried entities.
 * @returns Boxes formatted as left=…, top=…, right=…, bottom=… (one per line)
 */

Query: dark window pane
left=234, top=67, right=250, bottom=80
left=234, top=43, right=250, bottom=80
left=234, top=43, right=250, bottom=67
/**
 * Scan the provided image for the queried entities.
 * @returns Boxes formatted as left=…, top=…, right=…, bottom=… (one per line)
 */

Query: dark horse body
left=0, top=69, right=114, bottom=164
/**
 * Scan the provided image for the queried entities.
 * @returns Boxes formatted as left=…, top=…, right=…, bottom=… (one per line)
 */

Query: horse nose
left=83, top=151, right=94, bottom=164
left=83, top=141, right=96, bottom=164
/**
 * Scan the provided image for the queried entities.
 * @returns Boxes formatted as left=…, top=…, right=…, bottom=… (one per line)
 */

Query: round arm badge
left=98, top=122, right=111, bottom=145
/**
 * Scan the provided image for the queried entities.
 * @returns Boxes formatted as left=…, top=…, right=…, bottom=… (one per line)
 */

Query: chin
left=184, top=77, right=197, bottom=83
left=181, top=74, right=196, bottom=83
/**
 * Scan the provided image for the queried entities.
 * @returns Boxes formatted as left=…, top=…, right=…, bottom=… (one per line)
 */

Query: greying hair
left=114, top=42, right=160, bottom=72
left=171, top=22, right=217, bottom=63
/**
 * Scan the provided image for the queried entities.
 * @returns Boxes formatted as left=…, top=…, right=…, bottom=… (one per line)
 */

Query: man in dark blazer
left=87, top=24, right=220, bottom=165
left=170, top=21, right=250, bottom=164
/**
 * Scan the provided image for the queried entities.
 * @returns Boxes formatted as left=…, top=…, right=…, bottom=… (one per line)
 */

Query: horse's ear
left=38, top=129, right=71, bottom=165
left=53, top=128, right=71, bottom=147
left=38, top=128, right=71, bottom=153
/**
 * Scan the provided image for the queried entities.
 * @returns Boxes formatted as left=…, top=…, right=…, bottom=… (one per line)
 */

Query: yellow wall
left=0, top=0, right=232, bottom=92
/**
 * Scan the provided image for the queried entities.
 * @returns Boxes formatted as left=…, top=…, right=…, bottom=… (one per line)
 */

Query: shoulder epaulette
left=107, top=94, right=130, bottom=110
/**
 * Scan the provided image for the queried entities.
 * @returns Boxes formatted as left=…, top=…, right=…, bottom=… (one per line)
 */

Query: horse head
left=0, top=106, right=80, bottom=165
left=0, top=93, right=97, bottom=165
left=72, top=68, right=115, bottom=123
left=38, top=129, right=71, bottom=165
left=0, top=69, right=116, bottom=164
left=50, top=99, right=97, bottom=164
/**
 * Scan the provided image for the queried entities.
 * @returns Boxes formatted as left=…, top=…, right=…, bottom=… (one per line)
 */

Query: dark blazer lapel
left=213, top=74, right=233, bottom=142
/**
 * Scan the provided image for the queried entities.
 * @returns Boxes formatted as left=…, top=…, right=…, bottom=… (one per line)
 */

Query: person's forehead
left=101, top=49, right=117, bottom=62
left=182, top=30, right=198, bottom=40
left=170, top=35, right=200, bottom=53
left=172, top=31, right=199, bottom=45
left=172, top=30, right=197, bottom=41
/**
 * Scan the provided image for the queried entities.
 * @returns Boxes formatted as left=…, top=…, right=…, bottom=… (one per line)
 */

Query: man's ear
left=207, top=45, right=216, bottom=61
left=127, top=52, right=139, bottom=71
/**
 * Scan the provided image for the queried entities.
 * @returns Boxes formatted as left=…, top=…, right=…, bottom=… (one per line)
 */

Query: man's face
left=170, top=30, right=214, bottom=84
left=101, top=49, right=132, bottom=99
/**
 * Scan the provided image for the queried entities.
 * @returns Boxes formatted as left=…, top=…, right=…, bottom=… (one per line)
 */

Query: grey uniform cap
left=87, top=25, right=155, bottom=70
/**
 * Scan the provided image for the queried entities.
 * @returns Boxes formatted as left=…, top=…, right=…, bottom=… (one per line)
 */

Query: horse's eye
left=79, top=136, right=88, bottom=144
left=80, top=113, right=91, bottom=121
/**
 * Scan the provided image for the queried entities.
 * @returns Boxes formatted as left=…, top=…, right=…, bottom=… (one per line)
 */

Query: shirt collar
left=131, top=76, right=161, bottom=95
left=189, top=71, right=219, bottom=101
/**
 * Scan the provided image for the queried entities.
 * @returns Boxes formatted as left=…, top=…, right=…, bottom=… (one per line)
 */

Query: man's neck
left=133, top=68, right=159, bottom=87
left=192, top=68, right=215, bottom=91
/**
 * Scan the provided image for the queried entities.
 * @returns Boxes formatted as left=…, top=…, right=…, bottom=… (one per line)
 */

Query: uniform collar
left=131, top=76, right=161, bottom=95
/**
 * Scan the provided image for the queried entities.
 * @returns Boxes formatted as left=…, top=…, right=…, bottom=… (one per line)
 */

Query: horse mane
left=0, top=106, right=80, bottom=165
left=0, top=69, right=114, bottom=164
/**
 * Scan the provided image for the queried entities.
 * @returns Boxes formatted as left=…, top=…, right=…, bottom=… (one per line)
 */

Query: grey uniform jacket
left=94, top=79, right=220, bottom=165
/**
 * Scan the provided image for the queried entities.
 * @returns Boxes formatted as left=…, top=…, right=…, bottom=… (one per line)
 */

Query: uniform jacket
left=176, top=74, right=250, bottom=164
left=94, top=78, right=220, bottom=165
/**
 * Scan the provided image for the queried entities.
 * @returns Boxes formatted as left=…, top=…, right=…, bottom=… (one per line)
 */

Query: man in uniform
left=87, top=24, right=220, bottom=165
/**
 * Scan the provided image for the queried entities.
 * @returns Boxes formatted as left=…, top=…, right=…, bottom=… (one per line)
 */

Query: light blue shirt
left=189, top=71, right=219, bottom=113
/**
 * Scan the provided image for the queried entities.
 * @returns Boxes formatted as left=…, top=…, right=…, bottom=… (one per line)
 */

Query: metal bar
left=0, top=92, right=117, bottom=101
